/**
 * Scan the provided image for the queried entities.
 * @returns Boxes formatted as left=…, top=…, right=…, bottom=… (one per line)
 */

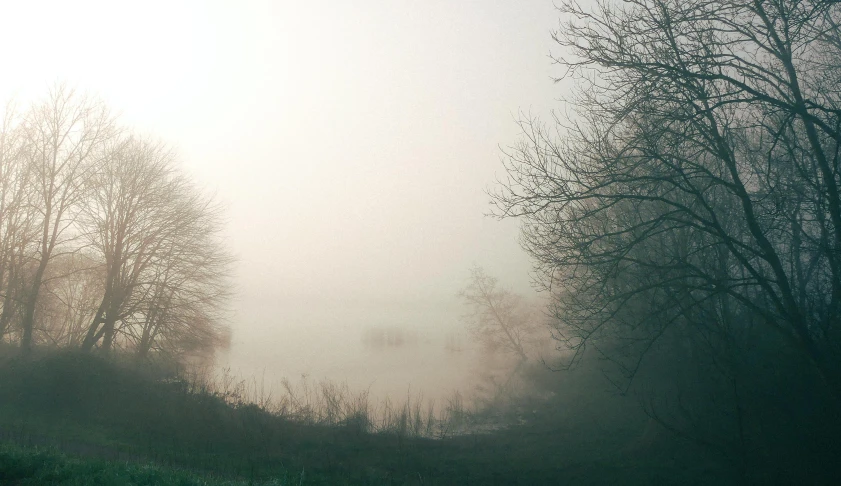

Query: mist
left=3, top=0, right=841, bottom=484
left=0, top=0, right=562, bottom=402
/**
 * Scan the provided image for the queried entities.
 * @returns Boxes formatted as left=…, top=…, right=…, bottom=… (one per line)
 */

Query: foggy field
left=3, top=0, right=841, bottom=483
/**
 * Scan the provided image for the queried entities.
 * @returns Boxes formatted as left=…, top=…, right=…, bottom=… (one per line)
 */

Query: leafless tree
left=130, top=185, right=232, bottom=365
left=0, top=101, right=32, bottom=341
left=497, top=0, right=841, bottom=388
left=79, top=136, right=180, bottom=353
left=492, top=0, right=841, bottom=473
left=459, top=266, right=541, bottom=361
left=0, top=85, right=231, bottom=366
left=77, top=135, right=232, bottom=363
left=36, top=252, right=103, bottom=347
left=16, top=85, right=114, bottom=353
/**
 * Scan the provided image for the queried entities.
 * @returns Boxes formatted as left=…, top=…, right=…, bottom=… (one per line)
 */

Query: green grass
left=0, top=441, right=301, bottom=485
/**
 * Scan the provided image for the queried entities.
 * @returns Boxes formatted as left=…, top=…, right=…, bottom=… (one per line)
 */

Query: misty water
left=222, top=296, right=491, bottom=404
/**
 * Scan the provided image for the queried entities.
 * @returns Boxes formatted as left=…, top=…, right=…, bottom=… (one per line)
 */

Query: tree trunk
left=101, top=315, right=116, bottom=353
left=19, top=260, right=48, bottom=355
left=137, top=327, right=152, bottom=360
left=0, top=285, right=14, bottom=339
left=81, top=298, right=107, bottom=351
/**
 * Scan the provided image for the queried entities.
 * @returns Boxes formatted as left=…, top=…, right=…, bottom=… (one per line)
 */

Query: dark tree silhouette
left=493, top=0, right=841, bottom=476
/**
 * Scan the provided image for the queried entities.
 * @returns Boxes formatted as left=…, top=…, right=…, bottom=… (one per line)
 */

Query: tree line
left=0, top=85, right=231, bottom=365
left=494, top=0, right=841, bottom=478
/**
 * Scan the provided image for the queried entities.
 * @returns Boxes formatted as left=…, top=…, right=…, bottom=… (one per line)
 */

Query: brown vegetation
left=0, top=85, right=231, bottom=366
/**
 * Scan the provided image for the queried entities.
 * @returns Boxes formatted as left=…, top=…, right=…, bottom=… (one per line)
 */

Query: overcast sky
left=0, top=0, right=565, bottom=359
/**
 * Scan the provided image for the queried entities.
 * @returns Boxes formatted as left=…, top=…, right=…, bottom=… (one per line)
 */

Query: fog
left=0, top=0, right=562, bottom=400
left=6, top=0, right=841, bottom=482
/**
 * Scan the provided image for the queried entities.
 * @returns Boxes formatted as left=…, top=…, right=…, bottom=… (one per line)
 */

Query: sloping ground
left=0, top=351, right=734, bottom=485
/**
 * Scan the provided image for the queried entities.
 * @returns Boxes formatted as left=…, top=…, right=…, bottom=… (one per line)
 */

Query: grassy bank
left=0, top=350, right=733, bottom=485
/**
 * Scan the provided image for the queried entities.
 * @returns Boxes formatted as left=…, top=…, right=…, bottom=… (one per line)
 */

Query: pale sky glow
left=1, top=0, right=564, bottom=394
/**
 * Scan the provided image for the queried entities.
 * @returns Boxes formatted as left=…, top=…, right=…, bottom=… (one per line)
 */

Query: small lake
left=220, top=295, right=488, bottom=404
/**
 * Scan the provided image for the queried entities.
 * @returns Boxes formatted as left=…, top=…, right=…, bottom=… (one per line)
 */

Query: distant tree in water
left=362, top=326, right=417, bottom=350
left=493, top=0, right=841, bottom=477
left=459, top=266, right=543, bottom=361
left=443, top=331, right=465, bottom=353
left=0, top=85, right=232, bottom=367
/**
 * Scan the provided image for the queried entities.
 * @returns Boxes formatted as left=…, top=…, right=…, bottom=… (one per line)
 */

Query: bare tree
left=17, top=85, right=114, bottom=353
left=459, top=266, right=540, bottom=361
left=497, top=0, right=841, bottom=387
left=79, top=136, right=180, bottom=353
left=0, top=101, right=32, bottom=341
left=492, top=0, right=841, bottom=474
left=78, top=135, right=232, bottom=362
left=130, top=183, right=232, bottom=365
left=37, top=252, right=103, bottom=347
left=0, top=86, right=232, bottom=367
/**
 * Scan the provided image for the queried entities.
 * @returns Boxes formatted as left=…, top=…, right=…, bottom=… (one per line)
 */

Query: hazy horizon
left=0, top=0, right=565, bottom=398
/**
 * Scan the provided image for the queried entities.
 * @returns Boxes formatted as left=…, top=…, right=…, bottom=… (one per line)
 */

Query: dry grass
left=187, top=367, right=487, bottom=439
